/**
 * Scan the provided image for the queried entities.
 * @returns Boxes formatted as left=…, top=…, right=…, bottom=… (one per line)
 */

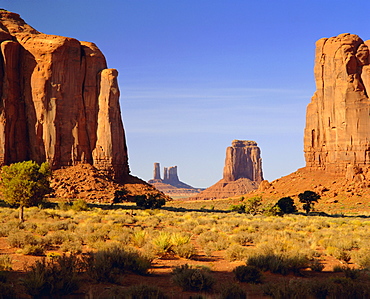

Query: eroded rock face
left=223, top=140, right=263, bottom=182
left=304, top=33, right=370, bottom=174
left=0, top=10, right=129, bottom=181
left=153, top=163, right=161, bottom=180
left=189, top=140, right=263, bottom=200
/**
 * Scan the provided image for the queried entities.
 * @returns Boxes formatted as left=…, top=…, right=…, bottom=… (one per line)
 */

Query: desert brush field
left=0, top=197, right=369, bottom=298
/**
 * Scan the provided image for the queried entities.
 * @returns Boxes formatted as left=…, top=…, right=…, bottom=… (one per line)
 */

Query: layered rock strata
left=0, top=10, right=129, bottom=181
left=189, top=140, right=263, bottom=200
left=304, top=33, right=370, bottom=176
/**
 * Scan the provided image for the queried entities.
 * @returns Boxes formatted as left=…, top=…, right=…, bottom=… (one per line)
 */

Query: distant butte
left=189, top=140, right=263, bottom=200
left=148, top=163, right=203, bottom=197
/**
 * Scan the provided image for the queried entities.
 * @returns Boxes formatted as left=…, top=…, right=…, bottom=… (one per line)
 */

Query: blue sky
left=3, top=1, right=370, bottom=188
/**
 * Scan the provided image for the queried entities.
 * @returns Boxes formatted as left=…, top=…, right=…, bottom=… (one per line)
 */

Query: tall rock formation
left=0, top=10, right=129, bottom=182
left=223, top=140, right=263, bottom=182
left=153, top=162, right=161, bottom=180
left=189, top=140, right=263, bottom=200
left=304, top=33, right=370, bottom=176
left=252, top=33, right=370, bottom=205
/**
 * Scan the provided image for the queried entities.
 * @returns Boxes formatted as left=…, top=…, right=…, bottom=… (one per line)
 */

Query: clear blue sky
left=3, top=1, right=370, bottom=188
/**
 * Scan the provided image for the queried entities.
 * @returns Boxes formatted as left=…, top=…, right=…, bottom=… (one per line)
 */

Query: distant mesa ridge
left=189, top=139, right=263, bottom=200
left=149, top=163, right=196, bottom=190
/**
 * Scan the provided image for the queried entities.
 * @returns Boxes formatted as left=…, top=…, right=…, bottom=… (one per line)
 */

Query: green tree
left=275, top=197, right=297, bottom=214
left=244, top=196, right=263, bottom=216
left=298, top=191, right=320, bottom=214
left=0, top=161, right=52, bottom=222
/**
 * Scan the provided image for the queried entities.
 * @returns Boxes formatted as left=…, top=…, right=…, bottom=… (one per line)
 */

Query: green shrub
left=262, top=204, right=283, bottom=216
left=219, top=284, right=247, bottom=299
left=352, top=248, right=370, bottom=269
left=247, top=253, right=308, bottom=275
left=71, top=199, right=89, bottom=211
left=84, top=246, right=151, bottom=283
left=309, top=259, right=324, bottom=272
left=244, top=196, right=263, bottom=215
left=22, top=254, right=81, bottom=297
left=131, top=230, right=147, bottom=247
left=0, top=255, right=12, bottom=271
left=229, top=204, right=246, bottom=213
left=173, top=243, right=197, bottom=259
left=341, top=266, right=361, bottom=280
left=152, top=232, right=172, bottom=255
left=233, top=265, right=262, bottom=283
left=7, top=231, right=39, bottom=248
left=57, top=201, right=71, bottom=211
left=22, top=244, right=45, bottom=256
left=225, top=244, right=249, bottom=261
left=135, top=194, right=165, bottom=209
left=171, top=264, right=215, bottom=292
left=275, top=197, right=297, bottom=214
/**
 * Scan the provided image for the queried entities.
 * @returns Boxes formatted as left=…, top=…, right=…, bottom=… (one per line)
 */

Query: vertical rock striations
left=0, top=10, right=129, bottom=182
left=223, top=140, right=263, bottom=182
left=153, top=162, right=161, bottom=180
left=304, top=33, right=370, bottom=175
left=189, top=140, right=263, bottom=200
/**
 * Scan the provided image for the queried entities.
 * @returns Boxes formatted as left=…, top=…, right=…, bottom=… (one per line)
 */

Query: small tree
left=298, top=191, right=320, bottom=214
left=275, top=197, right=297, bottom=214
left=244, top=196, right=263, bottom=216
left=0, top=161, right=52, bottom=222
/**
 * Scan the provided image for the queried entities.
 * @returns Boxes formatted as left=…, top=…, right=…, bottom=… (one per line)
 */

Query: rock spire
left=0, top=10, right=129, bottom=182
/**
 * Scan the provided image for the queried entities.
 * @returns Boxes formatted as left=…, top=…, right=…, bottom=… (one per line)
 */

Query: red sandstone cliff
left=304, top=33, right=370, bottom=176
left=252, top=33, right=370, bottom=204
left=0, top=10, right=128, bottom=182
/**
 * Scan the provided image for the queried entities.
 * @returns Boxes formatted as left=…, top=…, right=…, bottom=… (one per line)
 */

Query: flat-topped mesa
left=223, top=140, right=263, bottom=182
left=0, top=10, right=129, bottom=182
left=304, top=33, right=370, bottom=175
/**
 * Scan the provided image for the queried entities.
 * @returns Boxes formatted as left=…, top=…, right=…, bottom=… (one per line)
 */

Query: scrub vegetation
left=0, top=198, right=369, bottom=298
